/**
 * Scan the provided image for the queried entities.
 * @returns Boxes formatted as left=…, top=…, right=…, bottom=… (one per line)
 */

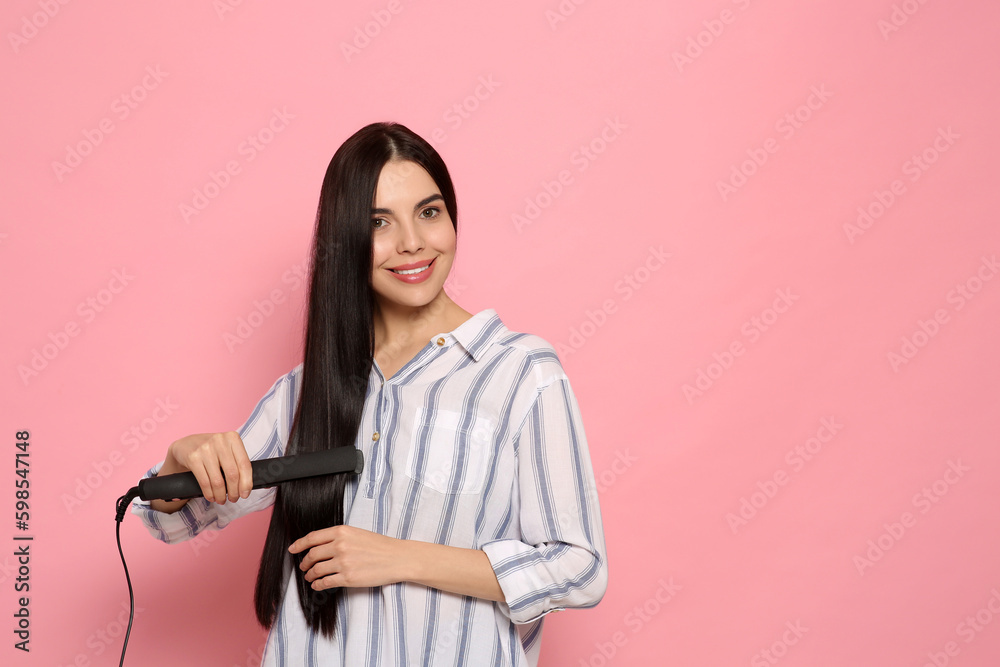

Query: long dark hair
left=253, top=122, right=459, bottom=637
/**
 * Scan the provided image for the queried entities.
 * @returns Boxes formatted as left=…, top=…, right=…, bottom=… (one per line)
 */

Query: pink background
left=3, top=1, right=999, bottom=665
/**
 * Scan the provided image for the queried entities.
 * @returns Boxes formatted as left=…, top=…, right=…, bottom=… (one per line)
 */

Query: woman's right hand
left=150, top=431, right=253, bottom=513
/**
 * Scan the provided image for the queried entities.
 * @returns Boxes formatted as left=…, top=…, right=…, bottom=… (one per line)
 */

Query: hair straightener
left=113, top=448, right=364, bottom=666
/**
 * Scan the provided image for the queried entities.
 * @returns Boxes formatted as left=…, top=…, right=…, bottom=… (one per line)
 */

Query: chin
left=376, top=287, right=444, bottom=310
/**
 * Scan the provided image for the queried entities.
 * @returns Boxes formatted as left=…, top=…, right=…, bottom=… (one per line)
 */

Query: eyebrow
left=371, top=194, right=443, bottom=215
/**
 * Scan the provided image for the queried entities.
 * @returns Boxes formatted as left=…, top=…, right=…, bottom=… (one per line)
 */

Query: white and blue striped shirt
left=132, top=308, right=608, bottom=666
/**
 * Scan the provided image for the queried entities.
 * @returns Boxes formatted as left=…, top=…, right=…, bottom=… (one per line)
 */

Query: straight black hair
left=253, top=122, right=458, bottom=637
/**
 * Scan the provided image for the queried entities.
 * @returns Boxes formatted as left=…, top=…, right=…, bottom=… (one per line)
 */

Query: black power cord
left=115, top=488, right=140, bottom=667
left=109, top=450, right=362, bottom=665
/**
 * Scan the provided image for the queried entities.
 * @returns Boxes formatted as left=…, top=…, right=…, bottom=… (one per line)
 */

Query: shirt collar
left=442, top=308, right=507, bottom=362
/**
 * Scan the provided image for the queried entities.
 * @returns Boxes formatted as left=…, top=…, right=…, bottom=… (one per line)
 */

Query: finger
left=214, top=432, right=245, bottom=503
left=185, top=451, right=217, bottom=503
left=288, top=534, right=316, bottom=555
left=198, top=440, right=229, bottom=504
left=298, top=543, right=337, bottom=572
left=226, top=431, right=253, bottom=499
left=312, top=573, right=345, bottom=591
left=302, top=556, right=338, bottom=582
left=288, top=526, right=339, bottom=554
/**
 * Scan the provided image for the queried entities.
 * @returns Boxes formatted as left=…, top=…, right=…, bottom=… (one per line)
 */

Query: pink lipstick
left=387, top=258, right=435, bottom=284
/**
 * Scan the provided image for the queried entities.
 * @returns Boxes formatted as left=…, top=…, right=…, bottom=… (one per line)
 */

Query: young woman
left=132, top=122, right=608, bottom=666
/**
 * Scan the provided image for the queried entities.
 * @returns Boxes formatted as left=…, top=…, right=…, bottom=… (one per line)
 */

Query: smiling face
left=370, top=159, right=456, bottom=315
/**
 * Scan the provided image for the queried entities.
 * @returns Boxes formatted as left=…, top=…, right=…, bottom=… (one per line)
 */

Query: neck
left=373, top=290, right=471, bottom=356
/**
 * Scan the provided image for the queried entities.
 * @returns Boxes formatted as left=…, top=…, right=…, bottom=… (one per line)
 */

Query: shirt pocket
left=405, top=407, right=495, bottom=495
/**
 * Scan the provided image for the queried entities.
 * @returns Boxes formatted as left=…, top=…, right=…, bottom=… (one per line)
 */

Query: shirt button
left=436, top=337, right=445, bottom=346
left=372, top=432, right=380, bottom=442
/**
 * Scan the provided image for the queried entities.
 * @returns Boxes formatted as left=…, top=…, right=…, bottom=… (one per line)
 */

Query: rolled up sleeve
left=130, top=462, right=276, bottom=544
left=482, top=377, right=608, bottom=624
left=130, top=366, right=300, bottom=544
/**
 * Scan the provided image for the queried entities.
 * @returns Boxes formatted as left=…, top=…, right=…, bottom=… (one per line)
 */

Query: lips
left=386, top=257, right=436, bottom=283
left=389, top=258, right=434, bottom=274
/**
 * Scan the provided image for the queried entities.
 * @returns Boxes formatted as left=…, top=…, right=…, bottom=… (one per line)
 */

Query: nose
left=395, top=217, right=424, bottom=253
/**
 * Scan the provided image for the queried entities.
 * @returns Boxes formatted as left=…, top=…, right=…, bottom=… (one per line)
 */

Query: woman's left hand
left=288, top=525, right=406, bottom=590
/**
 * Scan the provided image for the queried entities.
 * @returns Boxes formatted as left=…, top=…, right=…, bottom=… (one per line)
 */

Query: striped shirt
left=131, top=308, right=608, bottom=666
